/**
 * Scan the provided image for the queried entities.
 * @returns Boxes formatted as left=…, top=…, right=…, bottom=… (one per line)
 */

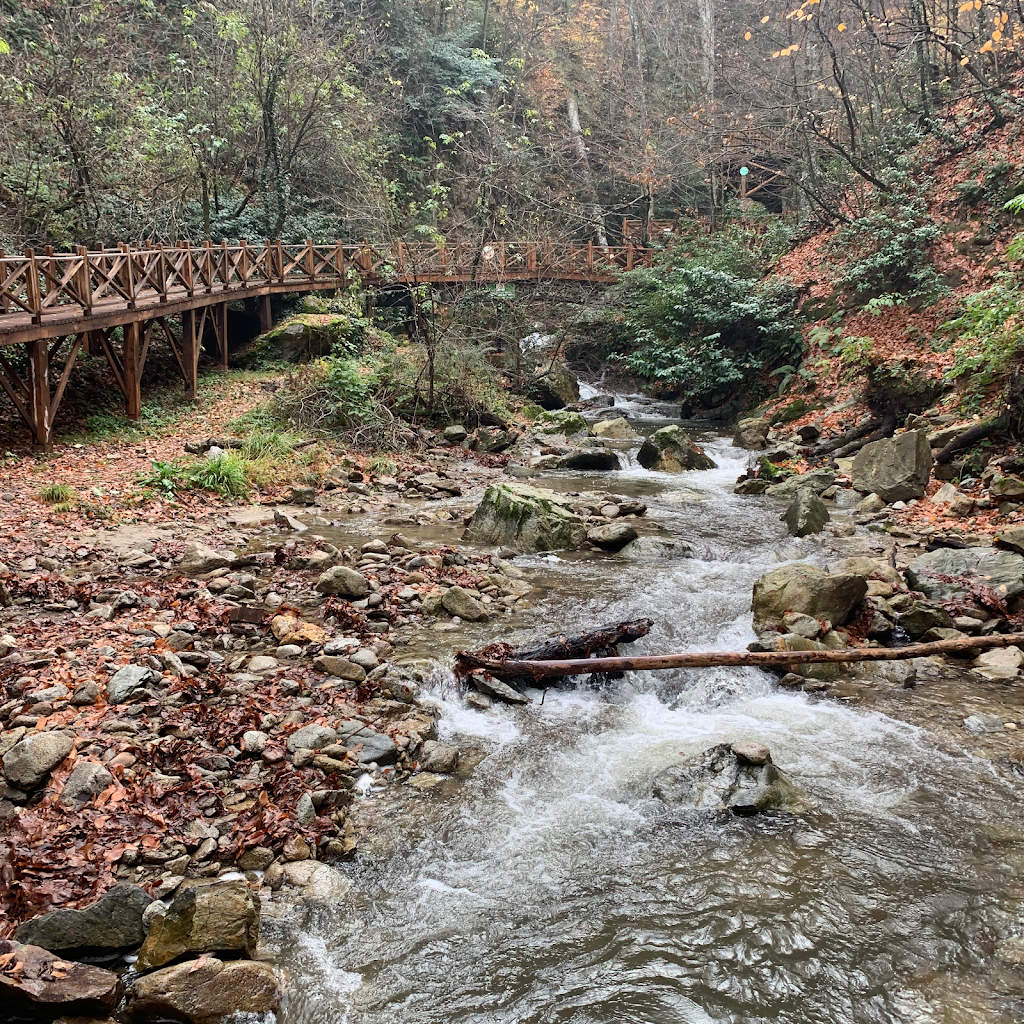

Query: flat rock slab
left=905, top=547, right=1024, bottom=601
left=0, top=939, right=123, bottom=1018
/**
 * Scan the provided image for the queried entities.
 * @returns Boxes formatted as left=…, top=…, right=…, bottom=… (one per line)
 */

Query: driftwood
left=935, top=415, right=1007, bottom=465
left=455, top=618, right=653, bottom=691
left=831, top=411, right=897, bottom=458
left=460, top=632, right=1024, bottom=683
left=811, top=417, right=881, bottom=458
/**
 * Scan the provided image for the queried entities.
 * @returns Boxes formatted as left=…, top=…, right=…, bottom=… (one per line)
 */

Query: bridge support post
left=181, top=309, right=199, bottom=399
left=123, top=321, right=142, bottom=421
left=258, top=294, right=272, bottom=335
left=214, top=301, right=228, bottom=371
left=27, top=339, right=51, bottom=451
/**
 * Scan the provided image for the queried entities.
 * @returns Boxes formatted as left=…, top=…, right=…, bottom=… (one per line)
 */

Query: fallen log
left=454, top=618, right=653, bottom=690
left=831, top=411, right=897, bottom=458
left=459, top=632, right=1024, bottom=683
left=811, top=418, right=881, bottom=458
left=935, top=415, right=1007, bottom=465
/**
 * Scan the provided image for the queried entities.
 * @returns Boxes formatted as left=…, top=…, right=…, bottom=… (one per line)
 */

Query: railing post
left=239, top=240, right=250, bottom=285
left=305, top=238, right=315, bottom=280
left=24, top=248, right=42, bottom=324
left=76, top=245, right=93, bottom=313
left=155, top=244, right=168, bottom=303
left=334, top=240, right=345, bottom=280
left=0, top=248, right=8, bottom=313
left=220, top=239, right=229, bottom=287
left=276, top=239, right=285, bottom=282
left=119, top=243, right=136, bottom=308
left=181, top=241, right=194, bottom=295
left=203, top=240, right=214, bottom=293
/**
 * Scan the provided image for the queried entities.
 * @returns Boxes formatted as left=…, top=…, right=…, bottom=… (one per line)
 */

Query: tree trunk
left=566, top=90, right=609, bottom=247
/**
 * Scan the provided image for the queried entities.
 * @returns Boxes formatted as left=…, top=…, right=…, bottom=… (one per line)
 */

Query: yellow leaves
left=993, top=29, right=1002, bottom=40
left=957, top=0, right=974, bottom=11
left=772, top=44, right=801, bottom=58
left=761, top=14, right=770, bottom=21
left=838, top=22, right=846, bottom=30
left=980, top=39, right=993, bottom=51
left=961, top=55, right=970, bottom=64
left=744, top=30, right=752, bottom=40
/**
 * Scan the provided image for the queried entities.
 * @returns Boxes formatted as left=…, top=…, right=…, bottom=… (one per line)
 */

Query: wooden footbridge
left=0, top=238, right=649, bottom=449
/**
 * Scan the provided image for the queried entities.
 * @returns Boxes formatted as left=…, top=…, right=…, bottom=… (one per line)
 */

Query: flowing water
left=262, top=428, right=1024, bottom=1024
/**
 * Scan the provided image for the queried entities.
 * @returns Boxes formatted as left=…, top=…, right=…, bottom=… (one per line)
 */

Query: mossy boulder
left=237, top=313, right=363, bottom=366
left=637, top=425, right=717, bottom=473
left=534, top=410, right=590, bottom=439
left=463, top=481, right=587, bottom=552
left=525, top=361, right=580, bottom=410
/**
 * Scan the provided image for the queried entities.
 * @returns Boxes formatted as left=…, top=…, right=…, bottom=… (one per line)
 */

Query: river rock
left=851, top=430, right=932, bottom=502
left=442, top=586, right=490, bottom=622
left=287, top=725, right=337, bottom=752
left=765, top=469, right=836, bottom=498
left=751, top=563, right=867, bottom=635
left=177, top=542, right=236, bottom=577
left=782, top=489, right=830, bottom=537
left=990, top=475, right=1024, bottom=499
left=534, top=409, right=589, bottom=439
left=557, top=448, right=621, bottom=471
left=315, top=566, right=370, bottom=598
left=443, top=424, right=468, bottom=443
left=419, top=741, right=459, bottom=773
left=340, top=722, right=398, bottom=765
left=2, top=731, right=74, bottom=789
left=905, top=547, right=1024, bottom=601
left=134, top=880, right=259, bottom=972
left=733, top=417, right=769, bottom=449
left=652, top=743, right=813, bottom=815
left=16, top=884, right=152, bottom=956
left=592, top=417, right=637, bottom=439
left=897, top=600, right=952, bottom=638
left=734, top=477, right=770, bottom=494
left=107, top=664, right=154, bottom=703
left=312, top=655, right=366, bottom=682
left=996, top=524, right=1024, bottom=554
left=587, top=523, right=639, bottom=551
left=463, top=481, right=587, bottom=552
left=0, top=939, right=124, bottom=1018
left=525, top=361, right=579, bottom=410
left=469, top=673, right=531, bottom=704
left=973, top=646, right=1023, bottom=679
left=60, top=759, right=114, bottom=806
left=125, top=957, right=282, bottom=1024
left=637, top=425, right=717, bottom=473
left=616, top=536, right=694, bottom=560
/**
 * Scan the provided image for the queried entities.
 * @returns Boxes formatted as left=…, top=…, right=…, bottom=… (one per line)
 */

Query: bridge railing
left=0, top=239, right=650, bottom=327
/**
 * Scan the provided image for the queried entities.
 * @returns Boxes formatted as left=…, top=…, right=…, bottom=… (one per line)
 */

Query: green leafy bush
left=830, top=166, right=944, bottom=306
left=139, top=453, right=251, bottom=498
left=940, top=278, right=1024, bottom=413
left=613, top=264, right=803, bottom=405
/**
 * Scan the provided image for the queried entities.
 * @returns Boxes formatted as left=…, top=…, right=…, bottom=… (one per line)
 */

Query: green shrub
left=940, top=278, right=1024, bottom=413
left=830, top=165, right=944, bottom=307
left=138, top=453, right=251, bottom=499
left=613, top=264, right=803, bottom=405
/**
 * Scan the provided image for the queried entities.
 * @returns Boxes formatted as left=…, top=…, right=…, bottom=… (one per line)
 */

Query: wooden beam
left=123, top=321, right=141, bottom=420
left=50, top=334, right=83, bottom=422
left=258, top=294, right=272, bottom=335
left=213, top=301, right=228, bottom=371
left=181, top=309, right=198, bottom=399
left=27, top=338, right=51, bottom=449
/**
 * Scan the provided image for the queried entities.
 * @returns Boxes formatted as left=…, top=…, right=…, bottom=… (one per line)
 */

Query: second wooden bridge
left=0, top=238, right=650, bottom=449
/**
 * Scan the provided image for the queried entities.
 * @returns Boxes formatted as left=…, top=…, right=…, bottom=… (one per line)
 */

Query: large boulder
left=652, top=742, right=813, bottom=815
left=616, top=536, right=694, bottom=560
left=587, top=523, right=639, bottom=551
left=851, top=430, right=932, bottom=502
left=533, top=409, right=589, bottom=439
left=252, top=311, right=360, bottom=363
left=463, top=482, right=587, bottom=552
left=592, top=417, right=637, bottom=439
left=135, top=880, right=259, bottom=972
left=525, top=361, right=579, bottom=410
left=441, top=586, right=490, bottom=622
left=782, top=489, right=830, bottom=537
left=125, top=957, right=282, bottom=1024
left=2, top=731, right=74, bottom=789
left=751, top=563, right=867, bottom=635
left=905, top=547, right=1024, bottom=601
left=637, top=426, right=717, bottom=473
left=732, top=417, right=769, bottom=449
left=765, top=469, right=836, bottom=498
left=16, top=884, right=152, bottom=956
left=177, top=542, right=235, bottom=577
left=0, top=939, right=123, bottom=1018
left=315, top=565, right=370, bottom=598
left=557, top=448, right=621, bottom=471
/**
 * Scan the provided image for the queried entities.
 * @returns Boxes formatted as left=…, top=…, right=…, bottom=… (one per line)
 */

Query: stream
left=261, top=422, right=1024, bottom=1024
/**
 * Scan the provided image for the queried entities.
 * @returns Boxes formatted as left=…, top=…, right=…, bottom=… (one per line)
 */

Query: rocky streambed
left=3, top=406, right=1024, bottom=1023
